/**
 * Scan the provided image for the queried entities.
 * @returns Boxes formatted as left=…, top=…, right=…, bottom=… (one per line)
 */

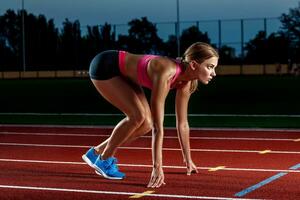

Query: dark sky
left=0, top=0, right=299, bottom=26
left=1, top=0, right=299, bottom=50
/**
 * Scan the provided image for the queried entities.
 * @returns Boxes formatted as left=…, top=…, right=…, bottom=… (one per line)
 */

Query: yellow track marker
left=259, top=150, right=271, bottom=154
left=208, top=166, right=226, bottom=172
left=129, top=191, right=155, bottom=199
left=294, top=138, right=300, bottom=142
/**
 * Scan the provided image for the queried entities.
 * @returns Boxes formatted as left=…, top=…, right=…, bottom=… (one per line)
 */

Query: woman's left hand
left=147, top=167, right=165, bottom=188
left=186, top=160, right=199, bottom=175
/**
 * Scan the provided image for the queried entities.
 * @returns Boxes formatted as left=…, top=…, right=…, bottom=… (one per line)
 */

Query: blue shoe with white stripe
left=93, top=156, right=125, bottom=180
left=82, top=147, right=98, bottom=168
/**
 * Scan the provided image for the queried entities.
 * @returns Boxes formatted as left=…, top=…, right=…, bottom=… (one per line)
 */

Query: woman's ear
left=189, top=61, right=197, bottom=70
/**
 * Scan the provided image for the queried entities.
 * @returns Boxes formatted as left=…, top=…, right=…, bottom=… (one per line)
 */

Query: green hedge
left=0, top=75, right=299, bottom=114
left=0, top=114, right=299, bottom=128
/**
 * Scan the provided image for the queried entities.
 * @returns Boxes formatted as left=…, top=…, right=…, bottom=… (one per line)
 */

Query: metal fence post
left=240, top=19, right=244, bottom=75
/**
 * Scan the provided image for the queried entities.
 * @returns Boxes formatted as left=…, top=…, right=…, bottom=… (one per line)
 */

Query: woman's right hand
left=186, top=159, right=199, bottom=175
left=147, top=167, right=165, bottom=188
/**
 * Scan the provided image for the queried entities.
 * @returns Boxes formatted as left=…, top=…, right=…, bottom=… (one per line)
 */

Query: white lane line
left=0, top=184, right=263, bottom=200
left=0, top=142, right=300, bottom=154
left=1, top=112, right=300, bottom=117
left=0, top=158, right=300, bottom=173
left=1, top=132, right=298, bottom=142
left=1, top=124, right=300, bottom=132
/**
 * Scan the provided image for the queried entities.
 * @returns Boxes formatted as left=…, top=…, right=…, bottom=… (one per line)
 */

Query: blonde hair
left=181, top=42, right=219, bottom=93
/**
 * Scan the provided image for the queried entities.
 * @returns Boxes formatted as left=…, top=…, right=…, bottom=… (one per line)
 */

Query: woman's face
left=190, top=57, right=218, bottom=84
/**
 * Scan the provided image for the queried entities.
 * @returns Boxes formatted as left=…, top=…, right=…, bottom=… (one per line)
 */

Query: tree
left=81, top=25, right=102, bottom=68
left=266, top=32, right=289, bottom=63
left=163, top=26, right=212, bottom=58
left=0, top=38, right=14, bottom=70
left=81, top=23, right=116, bottom=69
left=25, top=13, right=59, bottom=70
left=281, top=4, right=300, bottom=43
left=244, top=31, right=267, bottom=64
left=0, top=9, right=59, bottom=70
left=280, top=4, right=300, bottom=62
left=45, top=19, right=59, bottom=68
left=244, top=31, right=289, bottom=64
left=0, top=9, right=21, bottom=69
left=179, top=26, right=210, bottom=55
left=163, top=35, right=177, bottom=57
left=58, top=19, right=81, bottom=69
left=100, top=23, right=115, bottom=50
left=218, top=45, right=238, bottom=64
left=117, top=17, right=163, bottom=54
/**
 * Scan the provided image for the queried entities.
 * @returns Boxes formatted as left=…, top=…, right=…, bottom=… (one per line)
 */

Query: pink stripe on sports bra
left=137, top=55, right=182, bottom=90
left=137, top=55, right=159, bottom=89
left=118, top=51, right=127, bottom=76
left=170, top=60, right=183, bottom=88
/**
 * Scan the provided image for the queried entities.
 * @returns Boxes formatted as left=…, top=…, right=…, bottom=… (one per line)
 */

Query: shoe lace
left=106, top=158, right=119, bottom=173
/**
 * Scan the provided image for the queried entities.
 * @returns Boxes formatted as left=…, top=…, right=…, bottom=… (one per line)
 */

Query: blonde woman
left=82, top=42, right=219, bottom=188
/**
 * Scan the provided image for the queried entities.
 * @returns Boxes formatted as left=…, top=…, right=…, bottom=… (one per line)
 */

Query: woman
left=82, top=42, right=219, bottom=188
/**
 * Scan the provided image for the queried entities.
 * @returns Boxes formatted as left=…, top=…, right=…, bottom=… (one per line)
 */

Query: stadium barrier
left=0, top=64, right=289, bottom=79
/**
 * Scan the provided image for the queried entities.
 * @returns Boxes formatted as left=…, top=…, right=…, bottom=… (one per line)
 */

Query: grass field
left=0, top=113, right=299, bottom=128
left=0, top=75, right=299, bottom=127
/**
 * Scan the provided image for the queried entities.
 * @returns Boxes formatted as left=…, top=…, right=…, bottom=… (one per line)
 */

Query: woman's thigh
left=129, top=82, right=151, bottom=120
left=91, top=77, right=145, bottom=117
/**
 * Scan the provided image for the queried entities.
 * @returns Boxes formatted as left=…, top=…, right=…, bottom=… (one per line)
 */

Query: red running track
left=0, top=125, right=300, bottom=200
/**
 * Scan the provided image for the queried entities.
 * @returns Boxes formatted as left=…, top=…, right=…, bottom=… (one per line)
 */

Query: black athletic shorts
left=89, top=50, right=121, bottom=80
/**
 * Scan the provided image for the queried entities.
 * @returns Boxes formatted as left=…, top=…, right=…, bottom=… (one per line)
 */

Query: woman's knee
left=127, top=108, right=146, bottom=127
left=134, top=113, right=152, bottom=137
left=142, top=115, right=153, bottom=133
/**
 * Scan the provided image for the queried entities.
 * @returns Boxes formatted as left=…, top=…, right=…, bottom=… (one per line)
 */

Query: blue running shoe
left=82, top=147, right=99, bottom=168
left=93, top=156, right=125, bottom=180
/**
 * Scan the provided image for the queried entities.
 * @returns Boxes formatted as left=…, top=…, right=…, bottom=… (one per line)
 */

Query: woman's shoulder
left=151, top=56, right=177, bottom=69
left=151, top=56, right=177, bottom=74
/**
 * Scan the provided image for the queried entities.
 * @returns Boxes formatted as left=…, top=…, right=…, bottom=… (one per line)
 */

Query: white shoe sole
left=93, top=165, right=124, bottom=180
left=83, top=154, right=124, bottom=180
left=82, top=155, right=95, bottom=168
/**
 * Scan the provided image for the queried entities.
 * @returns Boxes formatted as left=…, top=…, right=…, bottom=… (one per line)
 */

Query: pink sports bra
left=119, top=51, right=182, bottom=90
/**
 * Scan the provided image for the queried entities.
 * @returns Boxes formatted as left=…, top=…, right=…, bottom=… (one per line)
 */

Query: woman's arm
left=147, top=63, right=172, bottom=188
left=175, top=81, right=199, bottom=175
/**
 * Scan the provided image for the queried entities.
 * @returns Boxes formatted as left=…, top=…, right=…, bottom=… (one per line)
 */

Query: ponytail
left=190, top=80, right=198, bottom=94
left=179, top=54, right=198, bottom=94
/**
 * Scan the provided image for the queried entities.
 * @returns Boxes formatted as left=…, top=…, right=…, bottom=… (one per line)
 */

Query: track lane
left=0, top=145, right=300, bottom=173
left=1, top=125, right=299, bottom=199
left=0, top=161, right=277, bottom=199
left=1, top=131, right=300, bottom=152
